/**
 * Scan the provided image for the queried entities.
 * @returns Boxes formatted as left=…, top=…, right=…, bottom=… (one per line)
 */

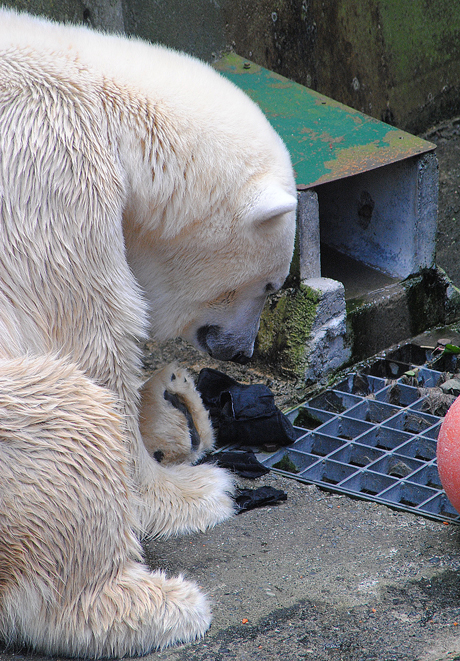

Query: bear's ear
left=249, top=186, right=297, bottom=226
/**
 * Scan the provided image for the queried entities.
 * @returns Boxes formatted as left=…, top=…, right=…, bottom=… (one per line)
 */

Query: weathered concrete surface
left=223, top=0, right=460, bottom=134
left=0, top=0, right=88, bottom=25
left=148, top=473, right=460, bottom=661
left=317, top=153, right=438, bottom=280
left=345, top=268, right=455, bottom=363
left=297, top=190, right=320, bottom=281
left=0, top=0, right=123, bottom=31
left=428, top=120, right=460, bottom=290
left=121, top=0, right=225, bottom=62
left=302, top=278, right=350, bottom=384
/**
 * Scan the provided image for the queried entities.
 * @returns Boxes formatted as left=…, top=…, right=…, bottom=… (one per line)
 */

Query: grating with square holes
left=256, top=344, right=460, bottom=524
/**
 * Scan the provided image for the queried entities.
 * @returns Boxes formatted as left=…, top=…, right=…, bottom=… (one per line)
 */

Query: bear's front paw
left=139, top=364, right=214, bottom=465
left=140, top=461, right=235, bottom=537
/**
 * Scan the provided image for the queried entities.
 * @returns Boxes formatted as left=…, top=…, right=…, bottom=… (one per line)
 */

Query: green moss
left=272, top=454, right=300, bottom=474
left=345, top=296, right=367, bottom=315
left=255, top=283, right=320, bottom=376
left=293, top=408, right=323, bottom=429
left=377, top=0, right=460, bottom=85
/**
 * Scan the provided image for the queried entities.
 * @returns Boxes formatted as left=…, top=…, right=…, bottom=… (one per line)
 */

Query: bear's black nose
left=196, top=324, right=253, bottom=363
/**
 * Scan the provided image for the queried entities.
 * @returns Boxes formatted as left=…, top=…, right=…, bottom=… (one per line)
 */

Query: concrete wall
left=121, top=0, right=225, bottom=62
left=223, top=0, right=460, bottom=134
left=0, top=0, right=124, bottom=30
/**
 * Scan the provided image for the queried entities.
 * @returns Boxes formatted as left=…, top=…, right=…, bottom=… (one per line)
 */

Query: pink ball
left=438, top=395, right=460, bottom=513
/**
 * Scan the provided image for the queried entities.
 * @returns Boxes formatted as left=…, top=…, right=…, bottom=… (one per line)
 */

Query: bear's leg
left=135, top=365, right=236, bottom=538
left=139, top=364, right=214, bottom=465
left=0, top=355, right=212, bottom=657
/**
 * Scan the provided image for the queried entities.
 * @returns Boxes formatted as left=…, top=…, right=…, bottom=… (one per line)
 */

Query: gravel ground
left=141, top=336, right=307, bottom=411
left=148, top=472, right=460, bottom=661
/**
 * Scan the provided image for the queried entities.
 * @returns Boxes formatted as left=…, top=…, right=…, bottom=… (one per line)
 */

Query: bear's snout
left=196, top=324, right=254, bottom=363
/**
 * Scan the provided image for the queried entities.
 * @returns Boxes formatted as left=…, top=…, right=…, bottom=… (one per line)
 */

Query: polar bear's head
left=121, top=54, right=297, bottom=363
left=184, top=185, right=297, bottom=364
left=125, top=176, right=296, bottom=364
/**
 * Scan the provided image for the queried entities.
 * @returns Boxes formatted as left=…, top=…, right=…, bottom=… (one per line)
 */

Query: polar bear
left=0, top=7, right=297, bottom=658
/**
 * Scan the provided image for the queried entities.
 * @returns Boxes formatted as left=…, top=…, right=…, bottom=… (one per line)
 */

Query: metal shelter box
left=213, top=54, right=445, bottom=379
left=213, top=53, right=437, bottom=283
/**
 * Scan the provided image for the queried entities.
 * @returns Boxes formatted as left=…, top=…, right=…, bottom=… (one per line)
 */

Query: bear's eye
left=206, top=290, right=237, bottom=309
left=265, top=283, right=276, bottom=293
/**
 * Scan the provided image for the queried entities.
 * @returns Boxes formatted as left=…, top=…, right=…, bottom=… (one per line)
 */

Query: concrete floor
left=146, top=471, right=460, bottom=661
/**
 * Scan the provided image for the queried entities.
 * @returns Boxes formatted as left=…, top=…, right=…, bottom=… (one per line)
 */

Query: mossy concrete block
left=346, top=282, right=413, bottom=362
left=304, top=278, right=351, bottom=384
left=255, top=283, right=319, bottom=377
left=308, top=278, right=346, bottom=332
left=255, top=277, right=350, bottom=383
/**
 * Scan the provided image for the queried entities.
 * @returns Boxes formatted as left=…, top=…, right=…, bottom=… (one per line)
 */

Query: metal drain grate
left=257, top=345, right=460, bottom=524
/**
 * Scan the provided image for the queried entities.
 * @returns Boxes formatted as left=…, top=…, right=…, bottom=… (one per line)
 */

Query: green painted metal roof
left=213, top=53, right=435, bottom=188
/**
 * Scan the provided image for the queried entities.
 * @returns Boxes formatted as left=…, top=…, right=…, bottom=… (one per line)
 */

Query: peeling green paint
left=255, top=284, right=320, bottom=376
left=213, top=53, right=434, bottom=187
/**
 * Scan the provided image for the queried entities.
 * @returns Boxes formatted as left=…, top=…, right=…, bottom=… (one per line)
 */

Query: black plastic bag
left=235, top=486, right=287, bottom=513
left=196, top=368, right=296, bottom=448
